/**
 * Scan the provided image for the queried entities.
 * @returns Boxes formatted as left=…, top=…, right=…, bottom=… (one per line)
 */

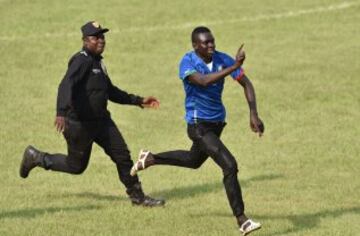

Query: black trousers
left=154, top=122, right=245, bottom=217
left=43, top=118, right=139, bottom=189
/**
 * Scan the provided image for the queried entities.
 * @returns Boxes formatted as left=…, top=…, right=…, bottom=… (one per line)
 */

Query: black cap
left=81, top=21, right=109, bottom=37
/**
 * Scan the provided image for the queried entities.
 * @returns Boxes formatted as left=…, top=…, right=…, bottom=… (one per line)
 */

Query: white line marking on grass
left=1, top=1, right=359, bottom=41
left=114, top=1, right=360, bottom=32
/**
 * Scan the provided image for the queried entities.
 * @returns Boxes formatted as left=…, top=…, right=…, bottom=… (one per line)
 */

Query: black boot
left=126, top=182, right=165, bottom=207
left=20, top=145, right=45, bottom=178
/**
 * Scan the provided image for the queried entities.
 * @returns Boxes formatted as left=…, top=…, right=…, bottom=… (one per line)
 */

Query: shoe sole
left=19, top=146, right=32, bottom=178
left=242, top=225, right=261, bottom=236
left=131, top=202, right=166, bottom=207
left=131, top=198, right=166, bottom=207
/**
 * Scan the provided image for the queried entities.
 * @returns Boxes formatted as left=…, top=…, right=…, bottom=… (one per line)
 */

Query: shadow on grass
left=60, top=192, right=128, bottom=202
left=252, top=206, right=360, bottom=236
left=192, top=206, right=360, bottom=235
left=0, top=205, right=101, bottom=220
left=50, top=174, right=282, bottom=202
left=150, top=173, right=283, bottom=199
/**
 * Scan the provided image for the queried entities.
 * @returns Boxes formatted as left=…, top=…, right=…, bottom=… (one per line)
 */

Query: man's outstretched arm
left=188, top=45, right=245, bottom=86
left=107, top=77, right=160, bottom=109
left=238, top=75, right=264, bottom=137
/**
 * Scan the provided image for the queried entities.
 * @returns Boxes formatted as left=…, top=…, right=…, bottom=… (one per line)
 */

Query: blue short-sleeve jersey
left=179, top=51, right=244, bottom=124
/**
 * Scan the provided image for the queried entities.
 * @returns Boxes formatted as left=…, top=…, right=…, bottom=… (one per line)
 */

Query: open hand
left=54, top=116, right=65, bottom=133
left=141, top=96, right=160, bottom=109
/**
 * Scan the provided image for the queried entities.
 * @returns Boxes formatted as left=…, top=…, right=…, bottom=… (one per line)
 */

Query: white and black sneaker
left=130, top=150, right=154, bottom=176
left=239, top=219, right=261, bottom=235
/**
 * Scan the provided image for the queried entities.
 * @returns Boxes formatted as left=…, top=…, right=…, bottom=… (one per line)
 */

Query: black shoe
left=130, top=195, right=166, bottom=207
left=20, top=145, right=43, bottom=178
left=126, top=182, right=165, bottom=207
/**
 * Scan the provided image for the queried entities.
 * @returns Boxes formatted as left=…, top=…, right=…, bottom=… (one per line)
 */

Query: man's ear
left=82, top=37, right=89, bottom=46
left=192, top=42, right=198, bottom=50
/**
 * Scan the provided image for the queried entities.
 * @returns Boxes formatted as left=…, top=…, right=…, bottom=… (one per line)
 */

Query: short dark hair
left=191, top=26, right=211, bottom=42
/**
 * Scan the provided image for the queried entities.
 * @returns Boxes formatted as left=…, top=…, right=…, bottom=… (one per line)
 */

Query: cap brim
left=100, top=28, right=109, bottom=34
left=87, top=28, right=109, bottom=36
left=94, top=28, right=109, bottom=35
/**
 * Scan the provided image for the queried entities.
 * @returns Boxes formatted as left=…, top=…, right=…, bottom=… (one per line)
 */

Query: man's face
left=83, top=34, right=106, bottom=55
left=193, top=32, right=216, bottom=61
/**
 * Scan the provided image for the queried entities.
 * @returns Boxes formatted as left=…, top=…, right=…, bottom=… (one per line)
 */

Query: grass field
left=1, top=0, right=360, bottom=235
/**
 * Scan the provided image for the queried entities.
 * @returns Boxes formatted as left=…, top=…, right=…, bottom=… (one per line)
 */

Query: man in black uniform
left=19, top=21, right=165, bottom=207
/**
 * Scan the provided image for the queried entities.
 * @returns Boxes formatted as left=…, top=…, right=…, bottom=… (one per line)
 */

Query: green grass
left=1, top=0, right=360, bottom=235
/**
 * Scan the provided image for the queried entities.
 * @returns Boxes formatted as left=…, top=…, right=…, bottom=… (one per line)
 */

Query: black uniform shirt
left=56, top=48, right=143, bottom=121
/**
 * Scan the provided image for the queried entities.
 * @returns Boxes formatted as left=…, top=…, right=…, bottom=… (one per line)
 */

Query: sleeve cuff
left=181, top=69, right=197, bottom=80
left=133, top=96, right=144, bottom=108
left=235, top=70, right=245, bottom=82
left=56, top=110, right=66, bottom=117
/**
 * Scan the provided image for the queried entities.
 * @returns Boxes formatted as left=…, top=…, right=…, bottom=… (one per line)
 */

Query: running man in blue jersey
left=131, top=26, right=264, bottom=235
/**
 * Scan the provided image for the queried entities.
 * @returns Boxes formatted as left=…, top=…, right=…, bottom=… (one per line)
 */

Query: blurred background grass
left=0, top=0, right=359, bottom=235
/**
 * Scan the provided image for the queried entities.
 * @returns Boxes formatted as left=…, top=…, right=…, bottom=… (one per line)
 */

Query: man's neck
left=82, top=46, right=102, bottom=59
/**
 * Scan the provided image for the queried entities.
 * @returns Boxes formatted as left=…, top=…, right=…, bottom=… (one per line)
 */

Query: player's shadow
left=192, top=206, right=360, bottom=235
left=253, top=206, right=360, bottom=235
left=46, top=173, right=281, bottom=204
left=50, top=174, right=282, bottom=202
left=0, top=205, right=101, bottom=220
left=59, top=192, right=128, bottom=202
left=150, top=173, right=283, bottom=200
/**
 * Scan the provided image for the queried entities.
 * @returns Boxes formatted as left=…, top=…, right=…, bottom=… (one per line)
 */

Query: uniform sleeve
left=107, top=76, right=144, bottom=106
left=56, top=56, right=91, bottom=116
left=221, top=53, right=245, bottom=82
left=179, top=55, right=197, bottom=80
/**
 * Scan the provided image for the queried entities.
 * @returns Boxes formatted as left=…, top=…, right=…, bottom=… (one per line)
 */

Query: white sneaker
left=239, top=219, right=261, bottom=235
left=130, top=150, right=152, bottom=176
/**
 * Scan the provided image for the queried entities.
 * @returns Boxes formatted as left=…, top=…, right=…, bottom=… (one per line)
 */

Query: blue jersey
left=179, top=51, right=244, bottom=124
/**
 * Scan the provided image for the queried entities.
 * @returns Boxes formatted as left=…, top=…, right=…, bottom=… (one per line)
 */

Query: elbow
left=188, top=74, right=211, bottom=87
left=200, top=81, right=210, bottom=87
left=197, top=75, right=211, bottom=87
left=199, top=79, right=212, bottom=87
left=193, top=80, right=209, bottom=87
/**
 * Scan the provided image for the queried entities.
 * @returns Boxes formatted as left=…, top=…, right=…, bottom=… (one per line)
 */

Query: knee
left=223, top=165, right=238, bottom=177
left=71, top=166, right=86, bottom=174
left=190, top=160, right=204, bottom=169
left=68, top=163, right=87, bottom=174
left=110, top=149, right=132, bottom=166
left=188, top=152, right=207, bottom=169
left=209, top=147, right=238, bottom=176
left=66, top=153, right=88, bottom=175
left=221, top=158, right=238, bottom=177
